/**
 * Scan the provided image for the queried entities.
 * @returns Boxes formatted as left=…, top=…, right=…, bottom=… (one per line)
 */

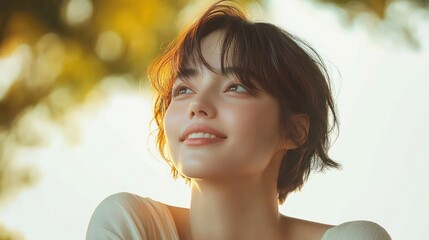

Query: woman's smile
left=181, top=124, right=228, bottom=146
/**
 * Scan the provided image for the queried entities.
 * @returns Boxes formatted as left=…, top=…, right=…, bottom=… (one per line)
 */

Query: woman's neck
left=184, top=150, right=288, bottom=240
left=189, top=180, right=284, bottom=240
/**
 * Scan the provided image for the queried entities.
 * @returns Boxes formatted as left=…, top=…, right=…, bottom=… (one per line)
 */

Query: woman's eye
left=172, top=85, right=193, bottom=97
left=227, top=84, right=248, bottom=93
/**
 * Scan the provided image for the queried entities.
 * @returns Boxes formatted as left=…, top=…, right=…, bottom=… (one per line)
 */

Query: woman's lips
left=180, top=124, right=227, bottom=142
left=182, top=137, right=226, bottom=146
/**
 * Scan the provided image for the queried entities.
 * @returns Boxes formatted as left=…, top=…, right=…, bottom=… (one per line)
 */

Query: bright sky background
left=1, top=0, right=429, bottom=239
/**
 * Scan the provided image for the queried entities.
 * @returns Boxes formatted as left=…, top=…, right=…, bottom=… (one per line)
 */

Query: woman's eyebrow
left=177, top=68, right=199, bottom=78
left=176, top=66, right=240, bottom=81
left=222, top=66, right=240, bottom=75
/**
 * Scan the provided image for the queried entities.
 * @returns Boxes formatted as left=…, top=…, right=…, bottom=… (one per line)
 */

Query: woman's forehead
left=181, top=31, right=235, bottom=72
left=201, top=31, right=225, bottom=53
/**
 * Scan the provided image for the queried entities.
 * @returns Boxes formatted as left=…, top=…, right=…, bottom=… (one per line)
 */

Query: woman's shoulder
left=91, top=192, right=162, bottom=211
left=322, top=220, right=391, bottom=240
left=86, top=192, right=179, bottom=240
left=88, top=192, right=168, bottom=223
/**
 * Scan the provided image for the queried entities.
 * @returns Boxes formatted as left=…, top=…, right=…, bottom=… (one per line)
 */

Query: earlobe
left=281, top=113, right=309, bottom=150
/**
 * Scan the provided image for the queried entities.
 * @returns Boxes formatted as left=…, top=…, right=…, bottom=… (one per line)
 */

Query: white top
left=86, top=192, right=391, bottom=240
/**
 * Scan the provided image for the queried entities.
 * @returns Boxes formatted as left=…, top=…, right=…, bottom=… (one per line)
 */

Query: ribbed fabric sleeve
left=321, top=220, right=392, bottom=240
left=86, top=192, right=179, bottom=240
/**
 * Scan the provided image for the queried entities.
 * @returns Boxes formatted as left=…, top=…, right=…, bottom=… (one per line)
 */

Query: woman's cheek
left=164, top=104, right=182, bottom=144
left=231, top=103, right=280, bottom=148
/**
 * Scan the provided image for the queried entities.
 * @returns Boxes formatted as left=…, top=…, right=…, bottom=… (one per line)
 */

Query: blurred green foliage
left=313, top=0, right=429, bottom=48
left=0, top=0, right=428, bottom=238
left=316, top=0, right=429, bottom=18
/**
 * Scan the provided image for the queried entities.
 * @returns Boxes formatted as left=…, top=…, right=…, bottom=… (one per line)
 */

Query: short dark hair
left=149, top=0, right=341, bottom=204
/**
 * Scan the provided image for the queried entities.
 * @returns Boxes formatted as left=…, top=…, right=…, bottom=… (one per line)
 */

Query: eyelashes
left=226, top=84, right=247, bottom=93
left=171, top=82, right=192, bottom=97
left=170, top=82, right=249, bottom=98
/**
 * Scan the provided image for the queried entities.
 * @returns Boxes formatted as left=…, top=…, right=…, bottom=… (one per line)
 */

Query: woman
left=86, top=1, right=391, bottom=239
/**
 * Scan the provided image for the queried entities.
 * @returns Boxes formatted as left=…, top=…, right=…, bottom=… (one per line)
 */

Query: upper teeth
left=187, top=132, right=218, bottom=139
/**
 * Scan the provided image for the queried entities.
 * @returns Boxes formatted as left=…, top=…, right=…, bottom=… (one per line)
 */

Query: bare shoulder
left=166, top=204, right=189, bottom=222
left=280, top=215, right=334, bottom=240
left=165, top=204, right=190, bottom=240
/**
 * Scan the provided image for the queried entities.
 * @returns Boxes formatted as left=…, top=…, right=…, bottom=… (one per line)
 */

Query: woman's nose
left=188, top=101, right=216, bottom=119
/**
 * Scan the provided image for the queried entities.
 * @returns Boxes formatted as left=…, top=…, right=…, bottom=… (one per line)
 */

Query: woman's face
left=164, top=31, right=286, bottom=180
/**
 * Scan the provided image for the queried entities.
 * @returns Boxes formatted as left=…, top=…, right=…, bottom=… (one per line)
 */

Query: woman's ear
left=281, top=113, right=309, bottom=150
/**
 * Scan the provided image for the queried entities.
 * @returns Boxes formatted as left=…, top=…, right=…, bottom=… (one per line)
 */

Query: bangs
left=158, top=1, right=317, bottom=113
left=173, top=11, right=280, bottom=95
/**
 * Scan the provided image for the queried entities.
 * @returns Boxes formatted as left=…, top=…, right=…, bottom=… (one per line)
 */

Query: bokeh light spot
left=33, top=33, right=65, bottom=88
left=63, top=0, right=93, bottom=26
left=95, top=31, right=123, bottom=62
left=0, top=44, right=32, bottom=100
